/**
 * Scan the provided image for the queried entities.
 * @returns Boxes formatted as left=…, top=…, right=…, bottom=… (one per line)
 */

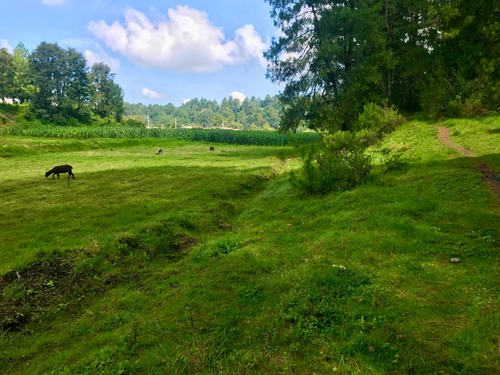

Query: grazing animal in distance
left=209, top=146, right=215, bottom=152
left=45, top=165, right=75, bottom=179
left=156, top=148, right=163, bottom=155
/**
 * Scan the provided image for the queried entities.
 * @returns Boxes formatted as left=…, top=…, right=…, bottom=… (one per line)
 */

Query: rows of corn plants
left=1, top=125, right=320, bottom=146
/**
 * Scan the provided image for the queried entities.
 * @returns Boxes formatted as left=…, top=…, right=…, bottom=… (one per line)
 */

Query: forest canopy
left=0, top=42, right=282, bottom=130
left=0, top=42, right=124, bottom=125
left=1, top=0, right=498, bottom=131
left=123, top=95, right=282, bottom=130
left=265, top=0, right=500, bottom=132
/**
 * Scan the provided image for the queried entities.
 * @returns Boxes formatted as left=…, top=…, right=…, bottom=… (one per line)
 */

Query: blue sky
left=0, top=0, right=281, bottom=105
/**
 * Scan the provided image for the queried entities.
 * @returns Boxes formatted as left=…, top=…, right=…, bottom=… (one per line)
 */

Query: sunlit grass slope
left=0, top=138, right=293, bottom=273
left=437, top=115, right=500, bottom=171
left=0, top=117, right=498, bottom=374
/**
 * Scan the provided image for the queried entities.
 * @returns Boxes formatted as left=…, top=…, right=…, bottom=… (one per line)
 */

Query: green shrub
left=461, top=93, right=488, bottom=117
left=0, top=112, right=8, bottom=125
left=354, top=103, right=403, bottom=145
left=421, top=75, right=489, bottom=119
left=0, top=103, right=21, bottom=114
left=58, top=116, right=87, bottom=127
left=93, top=116, right=119, bottom=127
left=291, top=131, right=371, bottom=195
left=375, top=147, right=406, bottom=172
left=121, top=117, right=145, bottom=127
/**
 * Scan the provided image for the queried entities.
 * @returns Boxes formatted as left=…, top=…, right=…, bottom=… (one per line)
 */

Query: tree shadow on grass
left=371, top=152, right=500, bottom=228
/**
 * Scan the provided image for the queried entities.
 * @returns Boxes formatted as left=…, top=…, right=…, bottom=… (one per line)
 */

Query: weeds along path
left=437, top=126, right=500, bottom=212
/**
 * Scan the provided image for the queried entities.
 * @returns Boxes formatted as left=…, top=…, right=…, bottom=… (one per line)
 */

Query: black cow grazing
left=156, top=148, right=163, bottom=155
left=45, top=165, right=75, bottom=179
left=209, top=146, right=215, bottom=152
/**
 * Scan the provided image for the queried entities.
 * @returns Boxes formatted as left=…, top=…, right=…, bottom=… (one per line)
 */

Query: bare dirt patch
left=0, top=254, right=88, bottom=331
left=1, top=227, right=199, bottom=332
left=437, top=126, right=500, bottom=212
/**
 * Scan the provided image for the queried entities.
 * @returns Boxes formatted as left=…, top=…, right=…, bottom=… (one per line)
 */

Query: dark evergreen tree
left=266, top=0, right=499, bottom=125
left=266, top=0, right=392, bottom=131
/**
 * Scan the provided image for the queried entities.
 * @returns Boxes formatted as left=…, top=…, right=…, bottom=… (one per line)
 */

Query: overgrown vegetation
left=290, top=103, right=403, bottom=195
left=354, top=103, right=405, bottom=146
left=291, top=132, right=371, bottom=195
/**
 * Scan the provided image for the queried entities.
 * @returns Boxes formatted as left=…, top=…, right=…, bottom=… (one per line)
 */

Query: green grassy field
left=0, top=138, right=293, bottom=273
left=437, top=116, right=500, bottom=171
left=0, top=117, right=498, bottom=374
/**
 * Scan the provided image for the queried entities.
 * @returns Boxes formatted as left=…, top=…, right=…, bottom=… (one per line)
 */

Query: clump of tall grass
left=0, top=125, right=320, bottom=146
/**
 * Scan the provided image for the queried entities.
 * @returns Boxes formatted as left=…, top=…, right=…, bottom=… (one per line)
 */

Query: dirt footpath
left=437, top=126, right=500, bottom=212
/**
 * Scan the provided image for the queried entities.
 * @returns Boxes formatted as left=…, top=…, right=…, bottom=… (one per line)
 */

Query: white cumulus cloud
left=41, top=0, right=64, bottom=6
left=0, top=39, right=13, bottom=53
left=84, top=44, right=120, bottom=72
left=230, top=91, right=246, bottom=103
left=88, top=6, right=268, bottom=73
left=232, top=24, right=268, bottom=67
left=141, top=88, right=165, bottom=100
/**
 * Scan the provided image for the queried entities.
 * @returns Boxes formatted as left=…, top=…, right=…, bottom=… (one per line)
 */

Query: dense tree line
left=124, top=95, right=282, bottom=130
left=0, top=42, right=123, bottom=124
left=265, top=0, right=499, bottom=131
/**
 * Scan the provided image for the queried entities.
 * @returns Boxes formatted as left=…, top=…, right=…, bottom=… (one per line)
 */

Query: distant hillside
left=124, top=95, right=282, bottom=130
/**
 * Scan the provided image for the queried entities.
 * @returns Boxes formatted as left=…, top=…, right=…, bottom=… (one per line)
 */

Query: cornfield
left=1, top=125, right=321, bottom=146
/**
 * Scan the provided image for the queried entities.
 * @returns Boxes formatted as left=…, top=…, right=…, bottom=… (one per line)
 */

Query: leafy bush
left=354, top=103, right=403, bottom=145
left=374, top=146, right=406, bottom=172
left=0, top=112, right=8, bottom=125
left=421, top=75, right=489, bottom=119
left=93, top=116, right=120, bottom=127
left=290, top=131, right=372, bottom=195
left=58, top=116, right=85, bottom=127
left=121, top=116, right=145, bottom=127
left=0, top=103, right=21, bottom=115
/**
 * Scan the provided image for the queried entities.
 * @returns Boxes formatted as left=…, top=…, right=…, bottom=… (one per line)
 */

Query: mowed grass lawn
left=0, top=118, right=499, bottom=374
left=0, top=138, right=292, bottom=274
